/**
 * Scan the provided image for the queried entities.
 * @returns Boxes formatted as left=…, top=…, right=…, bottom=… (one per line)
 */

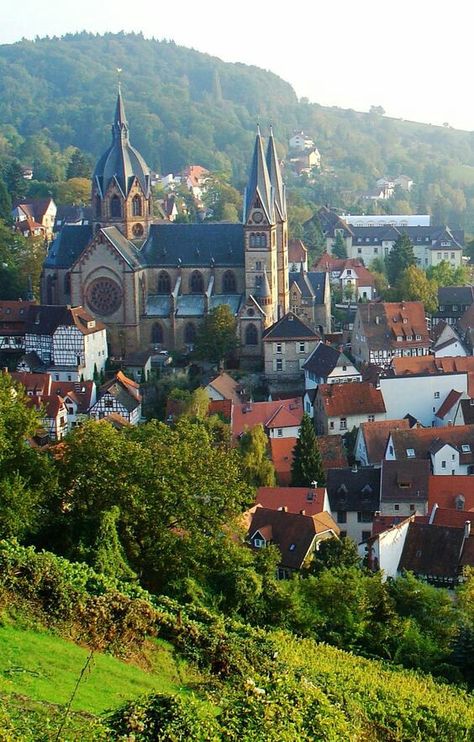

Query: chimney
left=429, top=503, right=438, bottom=524
left=465, top=521, right=471, bottom=539
left=278, top=506, right=288, bottom=512
left=300, top=509, right=306, bottom=516
left=311, top=480, right=318, bottom=488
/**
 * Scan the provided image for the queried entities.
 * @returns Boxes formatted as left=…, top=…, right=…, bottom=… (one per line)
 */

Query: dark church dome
left=93, top=88, right=151, bottom=199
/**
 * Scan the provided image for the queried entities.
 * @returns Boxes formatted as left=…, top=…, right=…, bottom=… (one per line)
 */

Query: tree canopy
left=291, top=413, right=326, bottom=486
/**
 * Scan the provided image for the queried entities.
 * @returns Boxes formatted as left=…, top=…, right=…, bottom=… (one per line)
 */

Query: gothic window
left=157, top=271, right=171, bottom=294
left=250, top=233, right=267, bottom=248
left=110, top=195, right=122, bottom=218
left=87, top=277, right=122, bottom=316
left=152, top=323, right=163, bottom=345
left=190, top=270, right=204, bottom=294
left=184, top=323, right=196, bottom=344
left=223, top=270, right=237, bottom=293
left=95, top=195, right=101, bottom=218
left=132, top=195, right=142, bottom=216
left=64, top=272, right=71, bottom=296
left=245, top=323, right=258, bottom=346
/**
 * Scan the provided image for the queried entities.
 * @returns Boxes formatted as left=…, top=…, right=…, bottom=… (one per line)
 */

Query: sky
left=2, top=0, right=473, bottom=131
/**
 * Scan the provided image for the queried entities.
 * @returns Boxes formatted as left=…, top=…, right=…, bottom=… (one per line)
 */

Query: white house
left=360, top=516, right=414, bottom=581
left=314, top=381, right=386, bottom=436
left=379, top=372, right=469, bottom=428
left=384, top=425, right=474, bottom=475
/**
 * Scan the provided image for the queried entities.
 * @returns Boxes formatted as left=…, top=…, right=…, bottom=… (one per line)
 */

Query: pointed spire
left=113, top=85, right=129, bottom=141
left=244, top=126, right=274, bottom=223
left=266, top=127, right=286, bottom=221
left=259, top=265, right=272, bottom=300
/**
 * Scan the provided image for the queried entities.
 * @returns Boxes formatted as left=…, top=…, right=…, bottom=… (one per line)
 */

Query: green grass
left=0, top=625, right=196, bottom=715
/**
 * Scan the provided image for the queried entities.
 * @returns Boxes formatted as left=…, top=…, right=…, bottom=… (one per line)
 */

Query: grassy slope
left=0, top=625, right=196, bottom=714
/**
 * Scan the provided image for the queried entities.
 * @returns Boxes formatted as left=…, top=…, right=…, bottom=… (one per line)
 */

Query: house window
left=357, top=512, right=373, bottom=523
left=255, top=261, right=262, bottom=271
left=277, top=428, right=283, bottom=437
left=298, top=342, right=305, bottom=353
left=253, top=538, right=265, bottom=548
left=434, top=392, right=440, bottom=399
left=368, top=414, right=375, bottom=422
left=410, top=504, right=415, bottom=512
left=337, top=511, right=347, bottom=523
left=340, top=417, right=347, bottom=431
left=276, top=358, right=283, bottom=372
left=441, top=460, right=446, bottom=469
left=329, top=421, right=334, bottom=430
left=276, top=342, right=282, bottom=353
left=394, top=504, right=400, bottom=511
left=406, top=448, right=415, bottom=457
left=361, top=531, right=371, bottom=541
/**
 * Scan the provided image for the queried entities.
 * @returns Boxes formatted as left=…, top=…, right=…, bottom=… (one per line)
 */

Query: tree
left=309, top=536, right=361, bottom=574
left=66, top=148, right=92, bottom=179
left=427, top=260, right=469, bottom=288
left=195, top=304, right=238, bottom=368
left=332, top=231, right=347, bottom=259
left=397, top=265, right=438, bottom=313
left=238, top=424, right=276, bottom=487
left=54, top=177, right=90, bottom=205
left=291, top=413, right=325, bottom=486
left=386, top=233, right=416, bottom=285
left=0, top=179, right=12, bottom=221
left=3, top=160, right=28, bottom=203
left=91, top=506, right=136, bottom=581
left=203, top=174, right=241, bottom=222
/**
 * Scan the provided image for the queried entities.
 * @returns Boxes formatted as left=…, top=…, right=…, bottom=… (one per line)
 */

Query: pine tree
left=386, top=233, right=416, bottom=285
left=0, top=179, right=12, bottom=221
left=291, top=413, right=325, bottom=486
left=333, top=231, right=347, bottom=259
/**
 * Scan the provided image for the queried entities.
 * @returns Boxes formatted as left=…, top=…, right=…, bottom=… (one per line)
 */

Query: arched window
left=190, top=270, right=204, bottom=294
left=152, top=323, right=163, bottom=345
left=95, top=195, right=101, bottom=218
left=157, top=271, right=171, bottom=294
left=223, top=270, right=237, bottom=293
left=184, top=323, right=196, bottom=345
left=110, top=195, right=122, bottom=218
left=132, top=195, right=142, bottom=216
left=64, top=272, right=71, bottom=296
left=245, top=323, right=258, bottom=346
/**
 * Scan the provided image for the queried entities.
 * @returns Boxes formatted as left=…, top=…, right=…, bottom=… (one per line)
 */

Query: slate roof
left=209, top=295, right=242, bottom=314
left=101, top=227, right=142, bottom=269
left=380, top=459, right=430, bottom=502
left=244, top=128, right=274, bottom=223
left=247, top=506, right=339, bottom=570
left=326, top=467, right=381, bottom=512
left=25, top=305, right=105, bottom=336
left=263, top=312, right=319, bottom=341
left=255, top=486, right=327, bottom=516
left=317, top=381, right=386, bottom=417
left=266, top=130, right=286, bottom=220
left=438, top=286, right=474, bottom=306
left=388, top=425, right=474, bottom=463
left=44, top=225, right=93, bottom=269
left=289, top=271, right=327, bottom=303
left=141, top=223, right=245, bottom=268
left=359, top=418, right=410, bottom=465
left=146, top=296, right=171, bottom=317
left=302, top=341, right=352, bottom=377
left=398, top=522, right=466, bottom=580
left=175, top=295, right=205, bottom=317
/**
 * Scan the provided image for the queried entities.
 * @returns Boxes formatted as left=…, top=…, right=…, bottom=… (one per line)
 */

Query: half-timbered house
left=89, top=370, right=141, bottom=424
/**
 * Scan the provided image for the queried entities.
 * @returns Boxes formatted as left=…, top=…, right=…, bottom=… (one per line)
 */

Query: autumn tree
left=386, top=234, right=416, bottom=285
left=238, top=424, right=276, bottom=487
left=195, top=304, right=239, bottom=368
left=397, top=265, right=438, bottom=313
left=291, top=413, right=325, bottom=487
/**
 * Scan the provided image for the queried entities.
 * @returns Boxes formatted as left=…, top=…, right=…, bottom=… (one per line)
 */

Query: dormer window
left=461, top=444, right=471, bottom=453
left=406, top=448, right=415, bottom=457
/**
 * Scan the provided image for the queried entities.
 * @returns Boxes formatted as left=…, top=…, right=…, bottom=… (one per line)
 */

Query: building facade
left=41, top=91, right=289, bottom=361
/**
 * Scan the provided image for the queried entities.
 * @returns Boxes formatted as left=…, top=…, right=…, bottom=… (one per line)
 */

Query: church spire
left=113, top=85, right=129, bottom=141
left=266, top=126, right=286, bottom=221
left=244, top=126, right=274, bottom=223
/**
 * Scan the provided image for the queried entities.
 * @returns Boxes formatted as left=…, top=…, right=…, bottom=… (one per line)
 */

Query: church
left=41, top=88, right=291, bottom=361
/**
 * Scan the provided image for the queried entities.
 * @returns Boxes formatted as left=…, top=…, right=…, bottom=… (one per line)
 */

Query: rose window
left=87, top=278, right=122, bottom=316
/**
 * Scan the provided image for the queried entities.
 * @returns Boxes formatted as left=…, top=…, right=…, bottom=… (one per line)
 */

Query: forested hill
left=2, top=32, right=474, bottom=227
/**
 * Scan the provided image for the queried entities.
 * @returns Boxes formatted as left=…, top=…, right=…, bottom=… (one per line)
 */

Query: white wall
left=332, top=510, right=374, bottom=544
left=380, top=373, right=468, bottom=428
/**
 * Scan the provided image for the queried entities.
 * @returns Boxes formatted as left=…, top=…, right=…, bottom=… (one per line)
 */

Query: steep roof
left=428, top=476, right=474, bottom=510
left=430, top=507, right=474, bottom=528
left=100, top=370, right=141, bottom=412
left=388, top=425, right=474, bottom=463
left=289, top=271, right=327, bottom=304
left=0, top=300, right=36, bottom=335
left=50, top=380, right=95, bottom=414
left=93, top=88, right=151, bottom=198
left=141, top=222, right=244, bottom=268
left=359, top=418, right=410, bottom=465
left=244, top=128, right=274, bottom=223
left=398, top=522, right=467, bottom=579
left=44, top=225, right=93, bottom=269
left=317, top=381, right=386, bottom=418
left=302, top=341, right=354, bottom=377
left=255, top=486, right=327, bottom=516
left=288, top=239, right=307, bottom=263
left=266, top=128, right=286, bottom=220
left=435, top=389, right=463, bottom=421
left=438, top=285, right=474, bottom=305
left=247, top=506, right=338, bottom=570
left=25, top=305, right=105, bottom=336
left=457, top=399, right=474, bottom=425
left=380, top=459, right=430, bottom=502
left=326, top=467, right=381, bottom=512
left=263, top=312, right=319, bottom=341
left=206, top=372, right=242, bottom=404
left=9, top=371, right=51, bottom=396
left=232, top=398, right=303, bottom=440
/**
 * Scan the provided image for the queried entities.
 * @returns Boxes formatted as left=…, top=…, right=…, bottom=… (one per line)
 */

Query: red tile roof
left=392, top=355, right=474, bottom=376
left=428, top=476, right=474, bottom=510
left=318, top=382, right=386, bottom=418
left=360, top=419, right=410, bottom=465
left=317, top=434, right=348, bottom=472
left=232, top=398, right=303, bottom=440
left=435, top=389, right=463, bottom=420
left=269, top=437, right=296, bottom=485
left=0, top=300, right=36, bottom=335
left=50, top=380, right=95, bottom=414
left=255, top=486, right=328, bottom=516
left=430, top=507, right=474, bottom=528
left=207, top=372, right=242, bottom=404
left=208, top=399, right=232, bottom=421
left=9, top=371, right=51, bottom=396
left=288, top=239, right=308, bottom=263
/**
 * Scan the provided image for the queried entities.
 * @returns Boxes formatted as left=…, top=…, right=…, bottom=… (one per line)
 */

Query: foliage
left=66, top=147, right=93, bottom=179
left=203, top=173, right=242, bottom=222
left=291, top=413, right=325, bottom=486
left=332, top=231, right=347, bottom=259
left=91, top=506, right=136, bottom=581
left=427, top=260, right=469, bottom=287
left=386, top=233, right=416, bottom=285
left=0, top=179, right=12, bottom=221
left=194, top=305, right=239, bottom=368
left=397, top=265, right=438, bottom=313
left=309, top=537, right=361, bottom=575
left=238, top=424, right=276, bottom=487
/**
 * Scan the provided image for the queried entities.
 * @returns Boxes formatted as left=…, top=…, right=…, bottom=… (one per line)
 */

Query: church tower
left=266, top=128, right=289, bottom=316
left=92, top=87, right=153, bottom=241
left=243, top=127, right=278, bottom=325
